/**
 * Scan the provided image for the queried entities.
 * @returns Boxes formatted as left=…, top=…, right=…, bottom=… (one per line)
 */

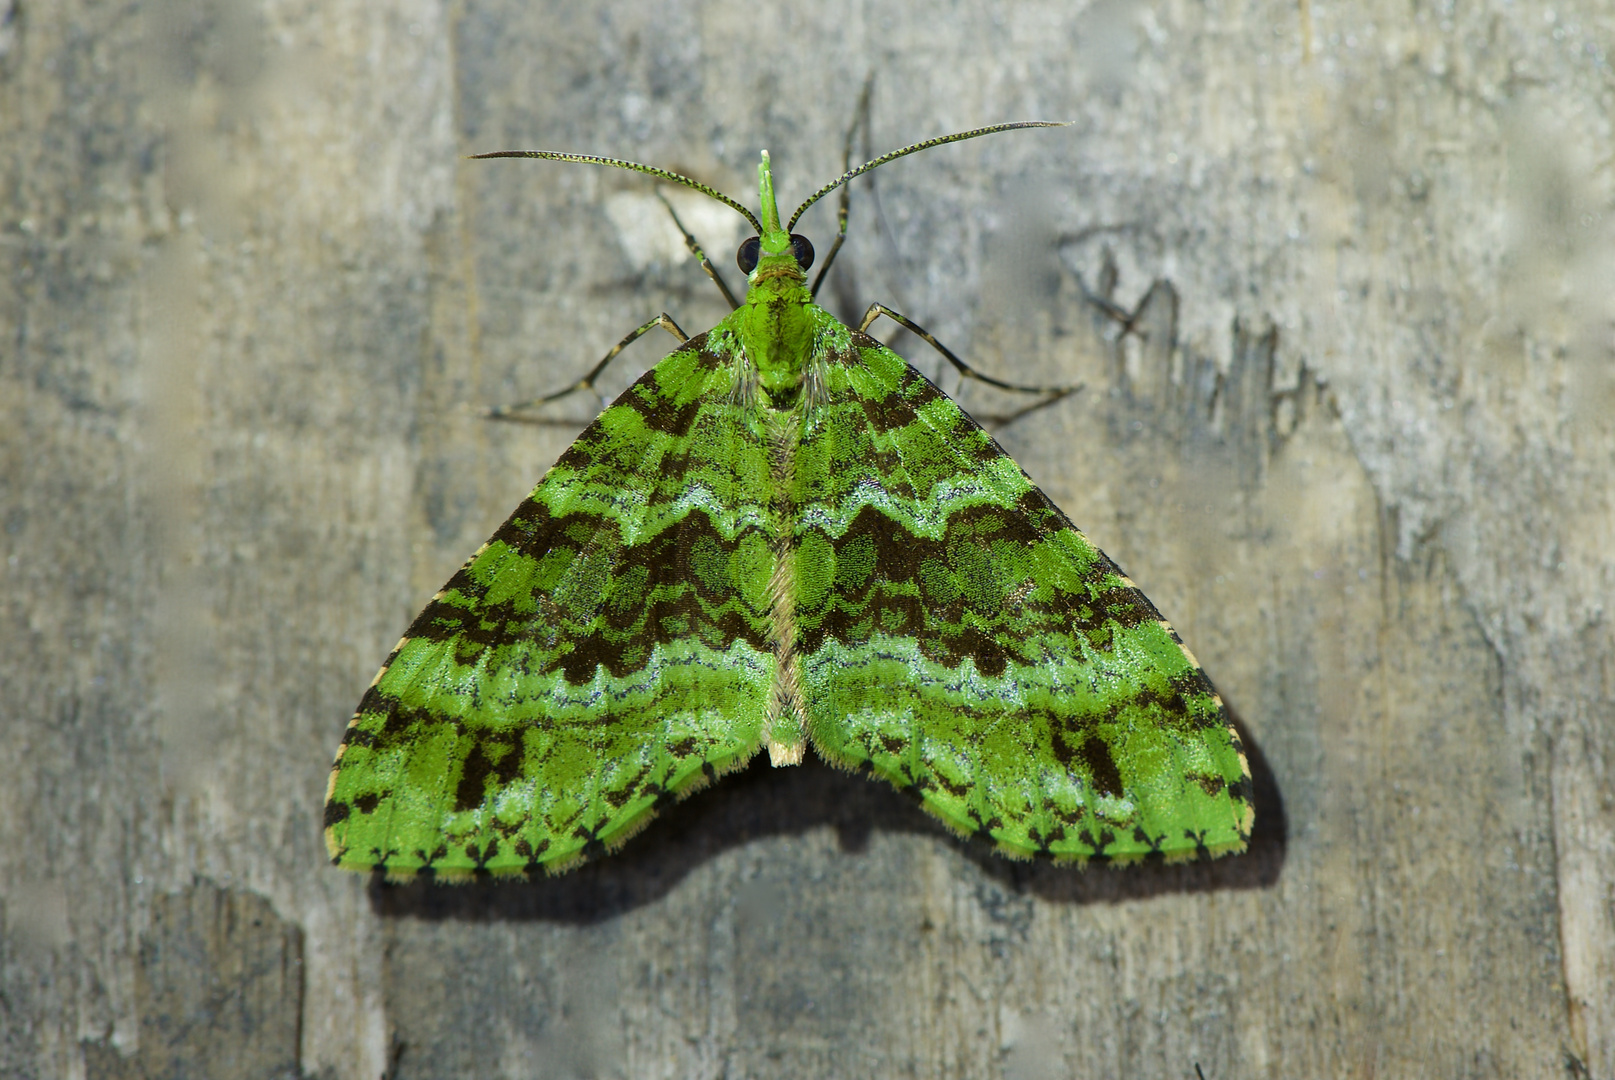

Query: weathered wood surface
left=2, top=2, right=1611, bottom=1077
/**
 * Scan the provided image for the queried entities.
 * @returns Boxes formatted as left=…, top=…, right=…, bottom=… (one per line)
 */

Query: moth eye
left=736, top=236, right=761, bottom=274
left=789, top=233, right=815, bottom=270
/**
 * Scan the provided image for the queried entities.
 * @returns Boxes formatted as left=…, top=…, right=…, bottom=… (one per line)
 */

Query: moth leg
left=858, top=303, right=1082, bottom=397
left=810, top=74, right=874, bottom=300
left=656, top=191, right=740, bottom=310
left=486, top=312, right=688, bottom=420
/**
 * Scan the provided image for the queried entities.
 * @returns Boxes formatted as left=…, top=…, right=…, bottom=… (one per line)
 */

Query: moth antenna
left=471, top=150, right=764, bottom=234
left=786, top=121, right=1070, bottom=231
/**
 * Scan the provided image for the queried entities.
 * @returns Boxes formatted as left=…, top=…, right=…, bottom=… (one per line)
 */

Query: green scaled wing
left=324, top=333, right=778, bottom=877
left=792, top=335, right=1254, bottom=863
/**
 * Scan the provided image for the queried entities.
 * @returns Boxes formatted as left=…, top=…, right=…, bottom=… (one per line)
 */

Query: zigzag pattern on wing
left=324, top=334, right=779, bottom=877
left=793, top=336, right=1253, bottom=863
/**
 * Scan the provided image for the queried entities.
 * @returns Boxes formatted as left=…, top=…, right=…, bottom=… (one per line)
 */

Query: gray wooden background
left=3, top=1, right=1611, bottom=1077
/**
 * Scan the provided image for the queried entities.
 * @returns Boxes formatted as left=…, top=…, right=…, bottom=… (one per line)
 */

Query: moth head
left=738, top=150, right=815, bottom=281
left=736, top=234, right=814, bottom=276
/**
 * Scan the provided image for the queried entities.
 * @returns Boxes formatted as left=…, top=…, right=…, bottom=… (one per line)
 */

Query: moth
left=324, top=122, right=1253, bottom=878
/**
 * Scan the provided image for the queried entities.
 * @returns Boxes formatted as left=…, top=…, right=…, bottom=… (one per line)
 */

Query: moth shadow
left=366, top=711, right=1284, bottom=924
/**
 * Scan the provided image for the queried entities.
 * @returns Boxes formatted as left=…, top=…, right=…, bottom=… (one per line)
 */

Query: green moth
left=324, top=123, right=1253, bottom=879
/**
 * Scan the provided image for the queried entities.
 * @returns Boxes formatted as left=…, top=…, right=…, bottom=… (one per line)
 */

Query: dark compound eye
left=736, top=236, right=761, bottom=274
left=789, top=233, right=815, bottom=270
left=736, top=234, right=816, bottom=274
